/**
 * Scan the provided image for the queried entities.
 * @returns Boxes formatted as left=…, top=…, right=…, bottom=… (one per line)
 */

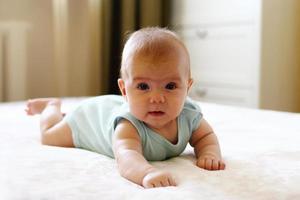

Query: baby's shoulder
left=182, top=97, right=201, bottom=113
left=180, top=98, right=203, bottom=130
left=113, top=118, right=141, bottom=141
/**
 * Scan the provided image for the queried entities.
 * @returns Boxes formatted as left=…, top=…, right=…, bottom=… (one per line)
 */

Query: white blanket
left=1, top=98, right=300, bottom=200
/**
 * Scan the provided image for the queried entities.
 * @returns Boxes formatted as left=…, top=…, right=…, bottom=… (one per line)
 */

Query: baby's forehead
left=125, top=54, right=190, bottom=81
left=121, top=29, right=190, bottom=78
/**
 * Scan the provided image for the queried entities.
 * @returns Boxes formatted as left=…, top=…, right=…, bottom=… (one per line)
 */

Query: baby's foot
left=25, top=98, right=61, bottom=115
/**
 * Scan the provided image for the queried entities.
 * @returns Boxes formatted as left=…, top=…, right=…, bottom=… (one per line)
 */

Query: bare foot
left=25, top=98, right=61, bottom=115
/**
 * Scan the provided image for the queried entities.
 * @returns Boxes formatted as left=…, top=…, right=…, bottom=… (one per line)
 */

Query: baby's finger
left=212, top=159, right=219, bottom=170
left=219, top=161, right=226, bottom=170
left=168, top=177, right=177, bottom=186
left=160, top=179, right=170, bottom=187
left=143, top=182, right=154, bottom=188
left=154, top=181, right=163, bottom=188
left=205, top=158, right=213, bottom=170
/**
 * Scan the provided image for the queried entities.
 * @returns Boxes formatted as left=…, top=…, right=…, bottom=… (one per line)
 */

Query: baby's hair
left=120, top=27, right=190, bottom=79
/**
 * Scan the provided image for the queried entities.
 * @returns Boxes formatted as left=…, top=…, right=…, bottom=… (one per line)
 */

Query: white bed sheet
left=1, top=98, right=300, bottom=200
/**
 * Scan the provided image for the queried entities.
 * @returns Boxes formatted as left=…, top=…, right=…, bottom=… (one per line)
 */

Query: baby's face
left=118, top=47, right=192, bottom=130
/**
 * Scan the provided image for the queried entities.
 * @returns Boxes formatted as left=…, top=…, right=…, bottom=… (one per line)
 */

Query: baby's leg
left=26, top=98, right=74, bottom=147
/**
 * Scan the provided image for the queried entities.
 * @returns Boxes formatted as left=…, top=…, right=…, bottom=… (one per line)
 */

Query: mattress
left=1, top=98, right=299, bottom=200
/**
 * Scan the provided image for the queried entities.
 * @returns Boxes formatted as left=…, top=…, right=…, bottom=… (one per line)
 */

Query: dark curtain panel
left=103, top=0, right=171, bottom=94
left=108, top=0, right=123, bottom=94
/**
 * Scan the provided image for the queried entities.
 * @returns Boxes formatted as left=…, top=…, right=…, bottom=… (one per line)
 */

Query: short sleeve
left=182, top=97, right=203, bottom=132
left=113, top=110, right=148, bottom=147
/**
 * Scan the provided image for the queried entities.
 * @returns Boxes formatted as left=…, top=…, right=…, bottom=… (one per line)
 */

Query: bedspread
left=0, top=98, right=299, bottom=200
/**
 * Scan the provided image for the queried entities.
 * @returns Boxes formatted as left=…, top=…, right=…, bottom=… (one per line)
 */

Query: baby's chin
left=144, top=118, right=178, bottom=130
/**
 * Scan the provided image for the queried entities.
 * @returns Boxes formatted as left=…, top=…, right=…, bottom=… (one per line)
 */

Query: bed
left=1, top=97, right=300, bottom=200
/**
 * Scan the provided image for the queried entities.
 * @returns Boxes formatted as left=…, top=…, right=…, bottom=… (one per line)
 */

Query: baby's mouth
left=148, top=111, right=165, bottom=116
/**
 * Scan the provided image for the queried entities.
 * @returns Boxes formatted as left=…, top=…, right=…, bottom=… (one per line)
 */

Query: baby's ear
left=118, top=78, right=127, bottom=97
left=187, top=78, right=193, bottom=92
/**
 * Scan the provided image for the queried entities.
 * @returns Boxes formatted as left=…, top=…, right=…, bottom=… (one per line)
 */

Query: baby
left=26, top=27, right=225, bottom=188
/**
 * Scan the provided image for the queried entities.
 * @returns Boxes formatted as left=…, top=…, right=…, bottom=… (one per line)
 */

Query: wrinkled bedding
left=1, top=98, right=299, bottom=200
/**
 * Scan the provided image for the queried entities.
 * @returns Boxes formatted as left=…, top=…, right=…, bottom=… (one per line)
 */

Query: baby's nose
left=150, top=90, right=165, bottom=103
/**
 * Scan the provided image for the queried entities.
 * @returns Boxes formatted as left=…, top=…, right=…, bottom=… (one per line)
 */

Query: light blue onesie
left=64, top=95, right=202, bottom=161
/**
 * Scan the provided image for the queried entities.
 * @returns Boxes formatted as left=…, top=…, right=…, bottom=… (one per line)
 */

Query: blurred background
left=0, top=0, right=299, bottom=112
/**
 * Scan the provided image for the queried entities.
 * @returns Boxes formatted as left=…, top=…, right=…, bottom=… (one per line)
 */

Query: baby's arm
left=189, top=118, right=225, bottom=170
left=112, top=119, right=176, bottom=188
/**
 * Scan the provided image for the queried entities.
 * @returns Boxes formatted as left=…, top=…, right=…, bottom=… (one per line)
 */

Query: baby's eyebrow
left=132, top=76, right=182, bottom=82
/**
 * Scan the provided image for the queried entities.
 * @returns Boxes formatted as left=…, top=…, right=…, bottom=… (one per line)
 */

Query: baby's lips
left=148, top=111, right=165, bottom=116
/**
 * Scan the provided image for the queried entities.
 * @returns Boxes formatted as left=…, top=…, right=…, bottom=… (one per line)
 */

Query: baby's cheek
left=130, top=107, right=145, bottom=120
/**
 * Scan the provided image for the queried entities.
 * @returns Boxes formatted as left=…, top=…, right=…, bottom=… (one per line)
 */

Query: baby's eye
left=137, top=83, right=150, bottom=90
left=165, top=82, right=177, bottom=90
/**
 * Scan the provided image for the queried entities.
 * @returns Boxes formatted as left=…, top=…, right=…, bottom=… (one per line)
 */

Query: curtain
left=99, top=0, right=171, bottom=94
left=0, top=0, right=170, bottom=100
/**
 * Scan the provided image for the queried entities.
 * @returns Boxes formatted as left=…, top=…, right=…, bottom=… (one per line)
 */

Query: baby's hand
left=197, top=155, right=225, bottom=171
left=142, top=169, right=176, bottom=188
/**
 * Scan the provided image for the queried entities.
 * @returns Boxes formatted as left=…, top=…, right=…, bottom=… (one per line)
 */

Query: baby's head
left=118, top=27, right=193, bottom=129
left=120, top=27, right=191, bottom=80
